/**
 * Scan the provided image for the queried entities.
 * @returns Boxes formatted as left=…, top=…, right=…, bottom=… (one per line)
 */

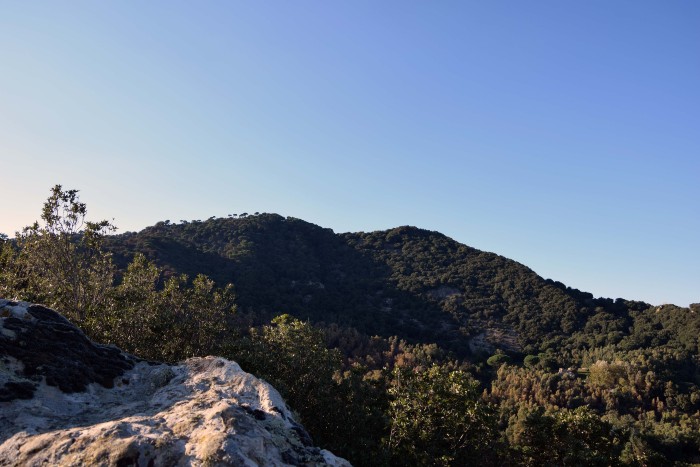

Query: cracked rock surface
left=0, top=300, right=351, bottom=466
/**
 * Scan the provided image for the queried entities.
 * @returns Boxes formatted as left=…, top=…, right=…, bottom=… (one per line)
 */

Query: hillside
left=105, top=214, right=696, bottom=358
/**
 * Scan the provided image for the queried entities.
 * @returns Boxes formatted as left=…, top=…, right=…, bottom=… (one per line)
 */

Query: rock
left=426, top=286, right=461, bottom=301
left=0, top=300, right=138, bottom=401
left=0, top=300, right=351, bottom=466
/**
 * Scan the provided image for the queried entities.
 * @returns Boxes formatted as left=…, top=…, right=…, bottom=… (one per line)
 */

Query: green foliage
left=619, top=432, right=671, bottom=467
left=235, top=316, right=336, bottom=424
left=0, top=186, right=237, bottom=363
left=1, top=185, right=115, bottom=322
left=156, top=272, right=236, bottom=361
left=487, top=350, right=512, bottom=367
left=387, top=364, right=500, bottom=466
left=95, top=253, right=237, bottom=362
left=232, top=315, right=388, bottom=465
left=587, top=360, right=629, bottom=389
left=331, top=366, right=390, bottom=466
left=536, top=351, right=560, bottom=372
left=523, top=354, right=540, bottom=369
left=243, top=314, right=342, bottom=407
left=0, top=235, right=23, bottom=300
left=507, top=406, right=623, bottom=466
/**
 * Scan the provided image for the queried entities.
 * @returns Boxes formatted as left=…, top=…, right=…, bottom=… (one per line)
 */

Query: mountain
left=6, top=212, right=700, bottom=465
left=0, top=299, right=350, bottom=466
left=105, top=214, right=697, bottom=359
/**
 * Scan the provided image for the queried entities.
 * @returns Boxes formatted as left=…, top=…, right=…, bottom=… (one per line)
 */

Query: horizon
left=1, top=2, right=698, bottom=307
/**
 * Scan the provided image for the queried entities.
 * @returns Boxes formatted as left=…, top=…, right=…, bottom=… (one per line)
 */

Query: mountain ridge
left=104, top=213, right=692, bottom=358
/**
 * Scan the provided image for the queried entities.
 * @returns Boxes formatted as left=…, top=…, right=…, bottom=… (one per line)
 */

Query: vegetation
left=0, top=186, right=237, bottom=362
left=387, top=364, right=499, bottom=466
left=2, top=186, right=699, bottom=465
left=1, top=185, right=115, bottom=321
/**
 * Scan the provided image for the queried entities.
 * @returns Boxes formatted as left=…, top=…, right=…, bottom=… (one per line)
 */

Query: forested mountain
left=105, top=213, right=692, bottom=359
left=5, top=198, right=700, bottom=465
left=98, top=214, right=700, bottom=464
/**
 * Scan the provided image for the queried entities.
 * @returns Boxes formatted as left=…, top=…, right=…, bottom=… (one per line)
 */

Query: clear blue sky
left=1, top=2, right=698, bottom=306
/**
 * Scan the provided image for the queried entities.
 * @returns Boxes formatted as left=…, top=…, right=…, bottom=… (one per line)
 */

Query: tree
left=1, top=186, right=238, bottom=361
left=9, top=185, right=115, bottom=322
left=507, top=405, right=623, bottom=466
left=523, top=354, right=540, bottom=369
left=238, top=315, right=342, bottom=417
left=157, top=272, right=237, bottom=361
left=96, top=253, right=162, bottom=357
left=588, top=360, right=628, bottom=389
left=0, top=234, right=24, bottom=299
left=387, top=364, right=500, bottom=466
left=98, top=253, right=237, bottom=362
left=487, top=349, right=511, bottom=367
left=233, top=315, right=360, bottom=457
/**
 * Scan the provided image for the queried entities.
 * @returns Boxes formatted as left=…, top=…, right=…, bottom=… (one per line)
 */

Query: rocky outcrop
left=0, top=300, right=137, bottom=402
left=0, top=300, right=350, bottom=466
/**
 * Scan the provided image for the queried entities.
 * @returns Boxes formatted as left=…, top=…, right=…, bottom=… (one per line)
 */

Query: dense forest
left=2, top=186, right=699, bottom=465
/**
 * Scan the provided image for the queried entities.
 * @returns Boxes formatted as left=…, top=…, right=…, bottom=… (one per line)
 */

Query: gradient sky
left=1, top=2, right=698, bottom=306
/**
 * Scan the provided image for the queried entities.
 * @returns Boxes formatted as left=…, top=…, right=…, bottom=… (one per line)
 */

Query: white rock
left=0, top=300, right=351, bottom=466
left=0, top=357, right=351, bottom=466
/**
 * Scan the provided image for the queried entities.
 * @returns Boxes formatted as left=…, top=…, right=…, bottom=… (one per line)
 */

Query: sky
left=1, top=1, right=698, bottom=306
